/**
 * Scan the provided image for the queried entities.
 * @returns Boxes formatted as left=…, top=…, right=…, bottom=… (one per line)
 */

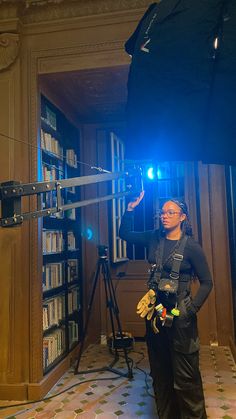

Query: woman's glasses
left=158, top=210, right=182, bottom=218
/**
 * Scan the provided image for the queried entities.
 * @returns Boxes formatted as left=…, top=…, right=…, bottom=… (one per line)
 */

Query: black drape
left=204, top=0, right=236, bottom=164
left=125, top=0, right=236, bottom=164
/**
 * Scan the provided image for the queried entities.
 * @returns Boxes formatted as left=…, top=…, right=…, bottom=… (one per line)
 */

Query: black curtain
left=125, top=0, right=236, bottom=164
left=205, top=0, right=236, bottom=164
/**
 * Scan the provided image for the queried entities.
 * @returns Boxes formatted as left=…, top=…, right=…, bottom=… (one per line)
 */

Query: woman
left=119, top=191, right=213, bottom=419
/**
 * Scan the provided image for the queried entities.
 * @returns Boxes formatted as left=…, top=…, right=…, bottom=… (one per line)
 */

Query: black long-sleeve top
left=119, top=211, right=213, bottom=314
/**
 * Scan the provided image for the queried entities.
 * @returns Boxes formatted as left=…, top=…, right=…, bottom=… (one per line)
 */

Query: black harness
left=148, top=235, right=188, bottom=327
left=149, top=235, right=188, bottom=290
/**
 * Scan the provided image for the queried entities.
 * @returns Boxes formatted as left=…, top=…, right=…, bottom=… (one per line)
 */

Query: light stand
left=74, top=245, right=133, bottom=379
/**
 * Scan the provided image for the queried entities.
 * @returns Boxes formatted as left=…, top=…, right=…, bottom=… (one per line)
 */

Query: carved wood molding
left=0, top=0, right=151, bottom=24
left=0, top=33, right=20, bottom=71
left=33, top=39, right=129, bottom=73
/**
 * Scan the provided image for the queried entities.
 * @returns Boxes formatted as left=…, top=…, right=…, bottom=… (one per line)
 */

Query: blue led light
left=86, top=228, right=93, bottom=240
left=147, top=167, right=155, bottom=180
left=157, top=168, right=162, bottom=179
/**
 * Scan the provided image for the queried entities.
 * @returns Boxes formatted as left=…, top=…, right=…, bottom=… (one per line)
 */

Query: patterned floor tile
left=34, top=411, right=55, bottom=419
left=0, top=344, right=235, bottom=419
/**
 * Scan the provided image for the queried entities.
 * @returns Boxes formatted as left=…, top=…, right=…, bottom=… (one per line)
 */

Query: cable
left=0, top=131, right=111, bottom=175
left=117, top=349, right=155, bottom=399
left=0, top=348, right=154, bottom=411
left=0, top=375, right=123, bottom=411
left=136, top=364, right=155, bottom=399
left=132, top=350, right=155, bottom=399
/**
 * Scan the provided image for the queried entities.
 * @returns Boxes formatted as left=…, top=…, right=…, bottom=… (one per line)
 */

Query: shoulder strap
left=150, top=234, right=188, bottom=289
left=155, top=236, right=165, bottom=271
left=170, top=235, right=188, bottom=279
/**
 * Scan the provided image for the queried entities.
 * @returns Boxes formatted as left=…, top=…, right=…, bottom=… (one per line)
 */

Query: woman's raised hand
left=127, top=190, right=145, bottom=211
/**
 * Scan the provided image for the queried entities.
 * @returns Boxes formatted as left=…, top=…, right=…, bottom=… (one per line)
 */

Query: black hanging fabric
left=204, top=0, right=236, bottom=164
left=125, top=0, right=236, bottom=164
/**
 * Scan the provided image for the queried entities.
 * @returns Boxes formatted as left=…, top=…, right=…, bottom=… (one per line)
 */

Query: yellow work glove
left=136, top=289, right=156, bottom=319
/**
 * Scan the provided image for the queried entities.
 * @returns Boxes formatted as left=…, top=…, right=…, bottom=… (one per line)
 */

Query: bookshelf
left=40, top=95, right=82, bottom=374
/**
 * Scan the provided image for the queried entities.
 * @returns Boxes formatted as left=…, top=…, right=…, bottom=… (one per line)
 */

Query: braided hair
left=169, top=198, right=193, bottom=236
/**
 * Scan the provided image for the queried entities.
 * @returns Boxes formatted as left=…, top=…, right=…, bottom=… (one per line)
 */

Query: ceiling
left=39, top=65, right=129, bottom=124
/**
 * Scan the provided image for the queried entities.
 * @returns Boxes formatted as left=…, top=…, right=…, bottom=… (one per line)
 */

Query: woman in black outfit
left=119, top=191, right=213, bottom=419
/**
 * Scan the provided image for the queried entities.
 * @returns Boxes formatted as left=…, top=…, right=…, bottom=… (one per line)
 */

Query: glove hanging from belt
left=136, top=289, right=156, bottom=320
left=137, top=289, right=182, bottom=334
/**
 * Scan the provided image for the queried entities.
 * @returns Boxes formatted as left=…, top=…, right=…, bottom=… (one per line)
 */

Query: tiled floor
left=0, top=343, right=235, bottom=418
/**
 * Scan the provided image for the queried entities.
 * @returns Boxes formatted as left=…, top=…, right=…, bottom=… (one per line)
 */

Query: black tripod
left=74, top=245, right=133, bottom=379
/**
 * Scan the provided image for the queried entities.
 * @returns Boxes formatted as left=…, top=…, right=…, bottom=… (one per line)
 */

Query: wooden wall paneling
left=27, top=344, right=79, bottom=400
left=0, top=227, right=29, bottom=400
left=0, top=383, right=28, bottom=401
left=0, top=78, right=14, bottom=183
left=184, top=162, right=198, bottom=240
left=112, top=261, right=150, bottom=337
left=27, top=47, right=44, bottom=384
left=208, top=165, right=234, bottom=345
left=114, top=279, right=147, bottom=337
left=184, top=163, right=209, bottom=343
left=80, top=124, right=101, bottom=345
left=14, top=47, right=32, bottom=386
left=197, top=163, right=218, bottom=344
left=0, top=61, right=30, bottom=397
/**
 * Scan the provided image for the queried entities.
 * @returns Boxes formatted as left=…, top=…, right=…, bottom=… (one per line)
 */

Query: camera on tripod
left=75, top=244, right=133, bottom=378
left=97, top=244, right=108, bottom=258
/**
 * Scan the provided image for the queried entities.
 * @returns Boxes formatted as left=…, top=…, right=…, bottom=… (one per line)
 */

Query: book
left=67, top=259, right=78, bottom=283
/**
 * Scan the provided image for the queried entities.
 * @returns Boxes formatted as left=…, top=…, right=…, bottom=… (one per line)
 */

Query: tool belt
left=148, top=235, right=188, bottom=332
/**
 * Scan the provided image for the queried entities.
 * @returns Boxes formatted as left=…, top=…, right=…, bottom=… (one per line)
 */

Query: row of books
left=41, top=129, right=63, bottom=159
left=43, top=262, right=64, bottom=291
left=68, top=259, right=78, bottom=283
left=42, top=163, right=64, bottom=182
left=41, top=100, right=81, bottom=372
left=68, top=231, right=76, bottom=250
left=66, top=149, right=77, bottom=168
left=43, top=230, right=64, bottom=254
left=41, top=126, right=78, bottom=170
left=42, top=191, right=64, bottom=219
left=43, top=295, right=65, bottom=330
left=69, top=321, right=79, bottom=347
left=42, top=260, right=78, bottom=291
left=43, top=328, right=65, bottom=369
left=42, top=193, right=77, bottom=221
left=68, top=287, right=79, bottom=314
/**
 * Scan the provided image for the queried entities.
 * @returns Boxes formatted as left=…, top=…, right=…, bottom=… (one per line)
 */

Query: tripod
left=74, top=245, right=133, bottom=379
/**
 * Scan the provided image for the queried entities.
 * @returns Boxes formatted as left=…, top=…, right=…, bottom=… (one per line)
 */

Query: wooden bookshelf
left=40, top=95, right=82, bottom=376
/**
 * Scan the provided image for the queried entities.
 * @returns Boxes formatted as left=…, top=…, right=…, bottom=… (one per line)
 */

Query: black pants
left=146, top=320, right=207, bottom=419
